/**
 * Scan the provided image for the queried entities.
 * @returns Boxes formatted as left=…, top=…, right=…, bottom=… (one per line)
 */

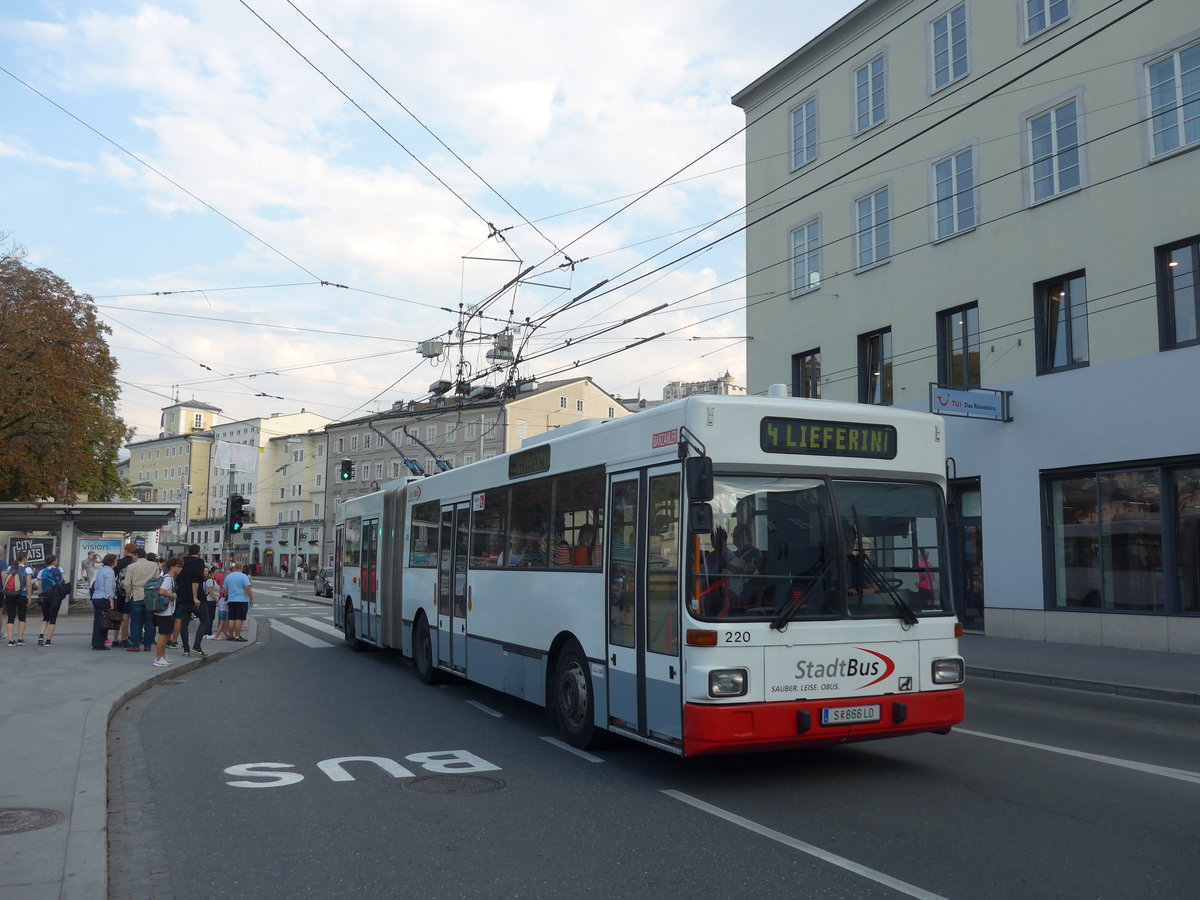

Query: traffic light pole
left=223, top=464, right=235, bottom=570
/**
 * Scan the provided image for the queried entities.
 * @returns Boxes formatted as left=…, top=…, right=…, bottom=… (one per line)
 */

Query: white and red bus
left=334, top=393, right=964, bottom=756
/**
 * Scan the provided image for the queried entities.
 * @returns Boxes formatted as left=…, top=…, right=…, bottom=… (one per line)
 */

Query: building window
left=335, top=438, right=343, bottom=453
left=193, top=413, right=203, bottom=429
left=350, top=435, right=358, bottom=451
left=446, top=423, right=456, bottom=443
left=932, top=147, right=975, bottom=239
left=607, top=406, right=615, bottom=418
left=937, top=303, right=980, bottom=388
left=315, top=473, right=323, bottom=488
left=391, top=462, right=401, bottom=478
left=1029, top=99, right=1080, bottom=203
left=465, top=454, right=477, bottom=465
left=560, top=396, right=568, bottom=409
left=791, top=218, right=821, bottom=293
left=314, top=502, right=321, bottom=518
left=576, top=399, right=584, bottom=412
left=1045, top=466, right=1196, bottom=613
left=1035, top=272, right=1089, bottom=372
left=363, top=435, right=371, bottom=450
left=466, top=422, right=477, bottom=440
left=854, top=56, right=886, bottom=133
left=376, top=463, right=384, bottom=479
left=855, top=187, right=890, bottom=269
left=1157, top=236, right=1200, bottom=349
left=858, top=328, right=893, bottom=405
left=1026, top=0, right=1068, bottom=39
left=1148, top=42, right=1200, bottom=157
left=791, top=349, right=821, bottom=399
left=426, top=425, right=437, bottom=442
left=931, top=4, right=968, bottom=91
left=791, top=96, right=818, bottom=169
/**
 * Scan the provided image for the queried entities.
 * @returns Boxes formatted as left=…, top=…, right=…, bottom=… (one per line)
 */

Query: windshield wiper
left=862, top=555, right=919, bottom=626
left=770, top=553, right=835, bottom=631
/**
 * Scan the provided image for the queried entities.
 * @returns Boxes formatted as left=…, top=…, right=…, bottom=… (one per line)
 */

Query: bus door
left=333, top=524, right=344, bottom=630
left=437, top=502, right=470, bottom=673
left=606, top=466, right=683, bottom=746
left=361, top=518, right=379, bottom=642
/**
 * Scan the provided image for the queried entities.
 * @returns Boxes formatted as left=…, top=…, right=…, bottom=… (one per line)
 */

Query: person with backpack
left=35, top=555, right=68, bottom=646
left=112, top=544, right=137, bottom=648
left=4, top=551, right=35, bottom=647
left=121, top=548, right=160, bottom=652
left=152, top=558, right=183, bottom=667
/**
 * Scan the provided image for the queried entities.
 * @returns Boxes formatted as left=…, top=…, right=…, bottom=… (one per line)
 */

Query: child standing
left=153, top=558, right=182, bottom=667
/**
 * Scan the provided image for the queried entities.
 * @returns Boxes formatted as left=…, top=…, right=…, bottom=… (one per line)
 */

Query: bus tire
left=344, top=602, right=365, bottom=652
left=553, top=640, right=597, bottom=749
left=414, top=615, right=442, bottom=684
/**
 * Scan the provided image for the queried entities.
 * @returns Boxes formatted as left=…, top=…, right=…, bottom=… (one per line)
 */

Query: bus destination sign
left=760, top=417, right=897, bottom=460
left=508, top=444, right=551, bottom=479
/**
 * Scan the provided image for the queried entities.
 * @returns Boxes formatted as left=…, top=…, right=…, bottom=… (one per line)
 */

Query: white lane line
left=270, top=619, right=335, bottom=648
left=539, top=736, right=604, bottom=763
left=955, top=728, right=1200, bottom=785
left=293, top=616, right=342, bottom=639
left=663, top=791, right=950, bottom=900
left=466, top=700, right=504, bottom=718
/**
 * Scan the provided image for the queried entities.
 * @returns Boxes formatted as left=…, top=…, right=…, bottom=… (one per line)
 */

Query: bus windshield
left=691, top=476, right=951, bottom=623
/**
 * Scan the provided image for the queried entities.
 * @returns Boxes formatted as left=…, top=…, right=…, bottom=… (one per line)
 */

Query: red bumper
left=682, top=688, right=964, bottom=756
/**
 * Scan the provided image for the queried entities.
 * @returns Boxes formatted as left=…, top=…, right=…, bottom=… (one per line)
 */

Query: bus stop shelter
left=0, top=502, right=177, bottom=615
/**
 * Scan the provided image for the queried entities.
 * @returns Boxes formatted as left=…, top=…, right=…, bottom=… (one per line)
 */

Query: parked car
left=315, top=566, right=334, bottom=598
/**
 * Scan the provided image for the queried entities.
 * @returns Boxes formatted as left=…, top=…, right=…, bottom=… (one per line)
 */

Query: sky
left=2, top=0, right=857, bottom=442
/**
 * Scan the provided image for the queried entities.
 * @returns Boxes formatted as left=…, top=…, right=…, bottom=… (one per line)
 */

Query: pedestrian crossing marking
left=292, top=616, right=343, bottom=639
left=271, top=619, right=335, bottom=648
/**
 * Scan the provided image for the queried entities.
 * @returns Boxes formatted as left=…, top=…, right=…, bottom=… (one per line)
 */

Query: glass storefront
left=1047, top=461, right=1199, bottom=614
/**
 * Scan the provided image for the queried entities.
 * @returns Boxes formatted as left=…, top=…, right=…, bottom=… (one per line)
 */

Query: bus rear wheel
left=344, top=602, right=365, bottom=652
left=414, top=616, right=441, bottom=684
left=554, top=640, right=597, bottom=749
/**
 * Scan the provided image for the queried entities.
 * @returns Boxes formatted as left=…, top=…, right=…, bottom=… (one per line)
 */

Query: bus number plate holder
left=821, top=704, right=882, bottom=725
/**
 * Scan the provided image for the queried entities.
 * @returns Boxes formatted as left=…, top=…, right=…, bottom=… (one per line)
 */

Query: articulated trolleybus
left=333, top=394, right=964, bottom=756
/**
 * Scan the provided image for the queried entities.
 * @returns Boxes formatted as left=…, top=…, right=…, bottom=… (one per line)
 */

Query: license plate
left=821, top=704, right=882, bottom=725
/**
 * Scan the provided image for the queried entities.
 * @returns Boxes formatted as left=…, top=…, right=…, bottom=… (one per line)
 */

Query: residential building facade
left=322, top=378, right=627, bottom=563
left=662, top=371, right=747, bottom=401
left=125, top=399, right=220, bottom=552
left=733, top=0, right=1200, bottom=651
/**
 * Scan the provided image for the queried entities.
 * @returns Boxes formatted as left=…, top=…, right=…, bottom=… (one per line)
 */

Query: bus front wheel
left=554, top=640, right=597, bottom=749
left=414, top=616, right=441, bottom=684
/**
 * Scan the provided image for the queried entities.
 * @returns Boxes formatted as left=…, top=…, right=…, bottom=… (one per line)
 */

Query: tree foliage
left=0, top=247, right=133, bottom=502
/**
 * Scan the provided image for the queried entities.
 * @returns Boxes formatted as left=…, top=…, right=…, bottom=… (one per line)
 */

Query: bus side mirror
left=686, top=457, right=713, bottom=502
left=689, top=503, right=713, bottom=534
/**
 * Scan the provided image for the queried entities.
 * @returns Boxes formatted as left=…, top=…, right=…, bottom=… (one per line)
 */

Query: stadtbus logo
left=794, top=648, right=895, bottom=689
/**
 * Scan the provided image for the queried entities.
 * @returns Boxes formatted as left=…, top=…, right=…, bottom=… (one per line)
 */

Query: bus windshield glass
left=691, top=476, right=951, bottom=622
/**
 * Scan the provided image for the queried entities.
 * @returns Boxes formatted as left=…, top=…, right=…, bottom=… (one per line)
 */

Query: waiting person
left=4, top=551, right=36, bottom=646
left=203, top=569, right=221, bottom=640
left=190, top=565, right=214, bottom=656
left=213, top=580, right=229, bottom=641
left=113, top=543, right=137, bottom=647
left=89, top=553, right=118, bottom=650
left=223, top=561, right=253, bottom=641
left=35, top=555, right=68, bottom=646
left=153, top=558, right=182, bottom=667
left=172, top=545, right=205, bottom=656
left=122, top=548, right=160, bottom=652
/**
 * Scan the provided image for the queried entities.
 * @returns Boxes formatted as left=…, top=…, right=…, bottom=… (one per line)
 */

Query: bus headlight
left=932, top=658, right=964, bottom=684
left=709, top=669, right=748, bottom=698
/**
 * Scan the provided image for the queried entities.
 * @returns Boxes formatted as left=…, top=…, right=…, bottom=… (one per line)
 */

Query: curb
left=67, top=628, right=262, bottom=900
left=965, top=665, right=1200, bottom=707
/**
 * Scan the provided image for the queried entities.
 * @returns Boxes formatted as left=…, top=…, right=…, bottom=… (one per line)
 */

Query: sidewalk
left=0, top=605, right=257, bottom=900
left=961, top=633, right=1200, bottom=705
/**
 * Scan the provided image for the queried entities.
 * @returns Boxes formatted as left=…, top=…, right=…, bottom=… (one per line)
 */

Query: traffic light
left=228, top=494, right=247, bottom=534
left=339, top=458, right=353, bottom=481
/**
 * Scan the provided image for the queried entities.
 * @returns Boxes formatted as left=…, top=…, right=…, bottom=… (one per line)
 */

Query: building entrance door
left=950, top=482, right=984, bottom=630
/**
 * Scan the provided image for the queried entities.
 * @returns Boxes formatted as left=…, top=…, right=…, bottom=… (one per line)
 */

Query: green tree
left=0, top=246, right=133, bottom=502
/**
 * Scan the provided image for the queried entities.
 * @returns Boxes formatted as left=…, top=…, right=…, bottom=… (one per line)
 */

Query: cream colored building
left=125, top=399, right=220, bottom=548
left=733, top=0, right=1200, bottom=651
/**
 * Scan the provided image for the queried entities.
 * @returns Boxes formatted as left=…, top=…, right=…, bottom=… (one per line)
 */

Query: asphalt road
left=109, top=589, right=1200, bottom=900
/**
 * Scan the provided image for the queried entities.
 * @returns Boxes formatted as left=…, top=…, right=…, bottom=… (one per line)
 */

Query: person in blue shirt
left=222, top=562, right=254, bottom=642
left=89, top=554, right=118, bottom=650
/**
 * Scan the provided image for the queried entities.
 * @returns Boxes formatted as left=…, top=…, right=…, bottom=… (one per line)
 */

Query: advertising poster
left=75, top=538, right=124, bottom=597
left=6, top=535, right=56, bottom=568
